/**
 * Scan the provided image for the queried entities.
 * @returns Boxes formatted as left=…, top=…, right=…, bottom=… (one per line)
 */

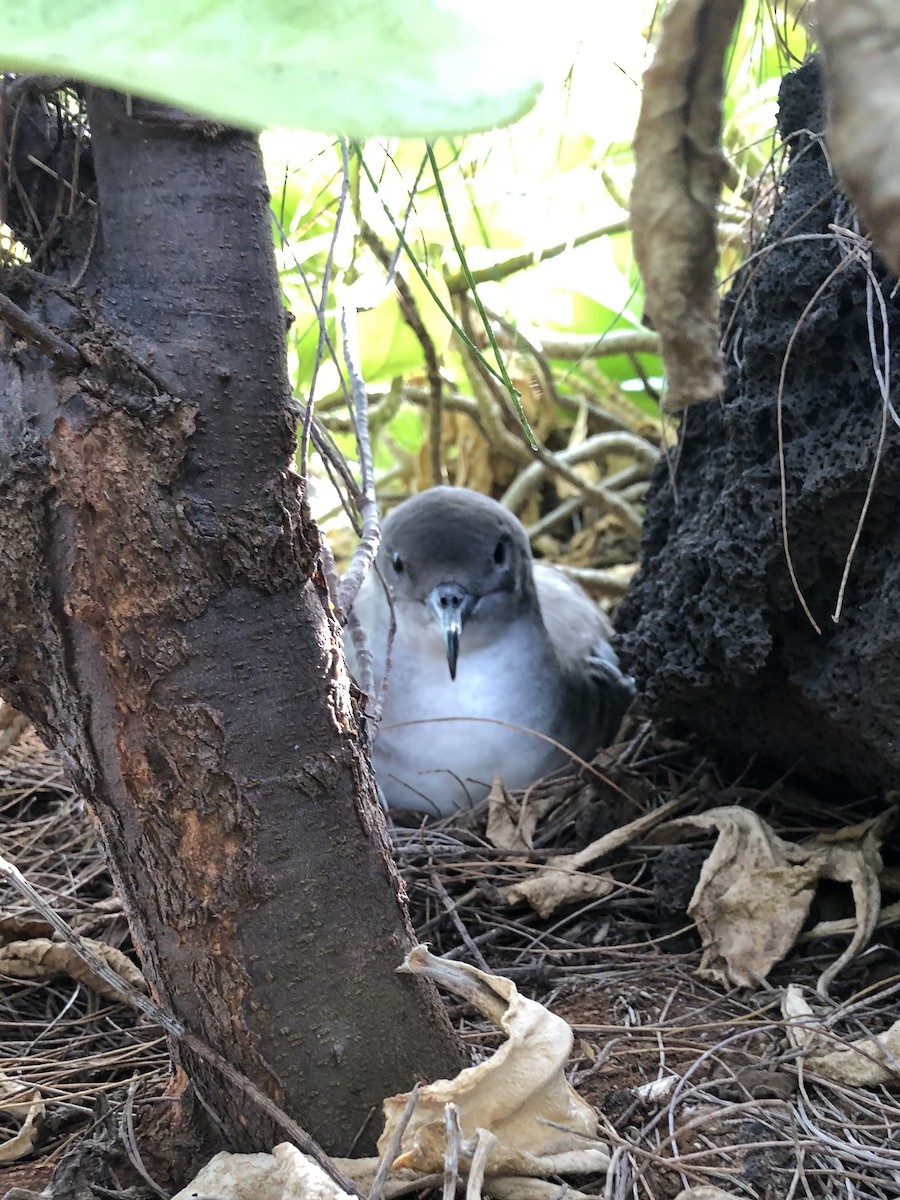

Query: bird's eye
left=493, top=538, right=508, bottom=566
left=391, top=551, right=404, bottom=574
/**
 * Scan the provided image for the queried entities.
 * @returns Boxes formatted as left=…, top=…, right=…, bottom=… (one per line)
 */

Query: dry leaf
left=654, top=808, right=892, bottom=992
left=0, top=936, right=147, bottom=1000
left=818, top=1, right=900, bottom=275
left=504, top=797, right=686, bottom=917
left=631, top=0, right=743, bottom=410
left=388, top=945, right=609, bottom=1178
left=274, top=1144, right=356, bottom=1200
left=485, top=777, right=555, bottom=853
left=172, top=1151, right=281, bottom=1200
left=781, top=983, right=826, bottom=1055
left=0, top=1079, right=45, bottom=1165
left=807, top=1021, right=900, bottom=1087
left=783, top=984, right=900, bottom=1086
left=171, top=948, right=609, bottom=1200
left=803, top=816, right=887, bottom=995
left=171, top=1146, right=360, bottom=1200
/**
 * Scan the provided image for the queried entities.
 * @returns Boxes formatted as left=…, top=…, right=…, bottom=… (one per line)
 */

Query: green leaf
left=357, top=265, right=452, bottom=383
left=0, top=0, right=542, bottom=137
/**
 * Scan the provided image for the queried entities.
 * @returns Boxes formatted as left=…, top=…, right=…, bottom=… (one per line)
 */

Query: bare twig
left=442, top=1103, right=462, bottom=1200
left=527, top=327, right=661, bottom=361
left=0, top=290, right=82, bottom=368
left=455, top=302, right=645, bottom=534
left=465, top=1128, right=497, bottom=1200
left=337, top=300, right=381, bottom=620
left=501, top=431, right=658, bottom=514
left=553, top=564, right=635, bottom=598
left=444, top=220, right=629, bottom=293
left=301, top=137, right=352, bottom=475
left=361, top=221, right=446, bottom=486
left=832, top=244, right=890, bottom=623
left=367, top=1084, right=420, bottom=1200
left=345, top=607, right=376, bottom=718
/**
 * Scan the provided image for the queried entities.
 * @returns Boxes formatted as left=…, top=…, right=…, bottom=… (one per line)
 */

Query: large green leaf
left=0, top=0, right=542, bottom=137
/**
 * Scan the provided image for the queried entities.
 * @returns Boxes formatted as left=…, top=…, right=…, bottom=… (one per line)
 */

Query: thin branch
left=528, top=327, right=661, bottom=361
left=553, top=564, right=634, bottom=598
left=0, top=290, right=82, bottom=368
left=525, top=464, right=649, bottom=541
left=361, top=221, right=446, bottom=485
left=501, top=431, right=659, bottom=514
left=444, top=219, right=629, bottom=293
left=301, top=137, right=352, bottom=475
left=442, top=1104, right=462, bottom=1200
left=337, top=300, right=381, bottom=619
left=367, top=1084, right=419, bottom=1200
left=456, top=303, right=645, bottom=534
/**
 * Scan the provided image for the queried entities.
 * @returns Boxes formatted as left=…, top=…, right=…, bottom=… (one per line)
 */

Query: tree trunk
left=0, top=84, right=461, bottom=1157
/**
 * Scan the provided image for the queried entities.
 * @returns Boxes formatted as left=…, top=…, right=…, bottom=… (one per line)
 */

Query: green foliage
left=0, top=0, right=542, bottom=137
left=273, top=2, right=811, bottom=492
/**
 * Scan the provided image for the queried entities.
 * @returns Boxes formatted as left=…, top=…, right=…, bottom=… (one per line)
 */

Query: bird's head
left=378, top=487, right=537, bottom=679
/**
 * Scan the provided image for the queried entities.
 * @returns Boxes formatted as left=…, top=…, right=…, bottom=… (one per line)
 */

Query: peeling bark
left=818, top=0, right=900, bottom=276
left=630, top=0, right=743, bottom=411
left=0, top=85, right=461, bottom=1159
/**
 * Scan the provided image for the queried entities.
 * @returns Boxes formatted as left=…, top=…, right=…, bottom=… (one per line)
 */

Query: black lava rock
left=618, top=60, right=900, bottom=797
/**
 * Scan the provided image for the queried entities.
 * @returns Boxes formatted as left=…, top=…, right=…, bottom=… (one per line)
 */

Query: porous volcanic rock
left=618, top=60, right=900, bottom=796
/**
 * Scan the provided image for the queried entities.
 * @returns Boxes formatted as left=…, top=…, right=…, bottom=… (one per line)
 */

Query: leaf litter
left=3, top=703, right=900, bottom=1199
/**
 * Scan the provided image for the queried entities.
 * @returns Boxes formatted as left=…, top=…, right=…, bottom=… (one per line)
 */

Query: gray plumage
left=346, top=487, right=633, bottom=815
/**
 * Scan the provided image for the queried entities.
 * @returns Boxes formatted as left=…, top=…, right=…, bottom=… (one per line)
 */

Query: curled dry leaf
left=630, top=0, right=743, bottom=411
left=653, top=807, right=892, bottom=992
left=485, top=776, right=556, bottom=853
left=388, top=945, right=609, bottom=1178
left=171, top=948, right=608, bottom=1200
left=503, top=796, right=686, bottom=918
left=0, top=1077, right=45, bottom=1165
left=0, top=936, right=147, bottom=1000
left=818, top=0, right=900, bottom=275
left=783, top=984, right=900, bottom=1087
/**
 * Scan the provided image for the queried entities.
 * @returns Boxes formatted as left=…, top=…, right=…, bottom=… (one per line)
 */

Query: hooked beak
left=427, top=583, right=475, bottom=680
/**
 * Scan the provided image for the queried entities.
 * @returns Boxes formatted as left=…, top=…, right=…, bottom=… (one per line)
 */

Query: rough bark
left=618, top=60, right=900, bottom=799
left=0, top=84, right=461, bottom=1158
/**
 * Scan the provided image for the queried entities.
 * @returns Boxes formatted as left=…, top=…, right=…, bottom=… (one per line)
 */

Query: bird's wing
left=533, top=562, right=615, bottom=666
left=533, top=562, right=634, bottom=744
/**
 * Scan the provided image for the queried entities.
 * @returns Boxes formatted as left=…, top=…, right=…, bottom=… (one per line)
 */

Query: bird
left=345, top=487, right=634, bottom=816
